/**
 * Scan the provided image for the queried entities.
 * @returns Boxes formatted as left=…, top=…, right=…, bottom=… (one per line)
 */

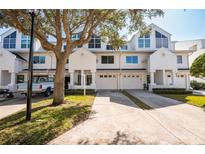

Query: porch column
left=162, top=69, right=166, bottom=85
left=9, top=72, right=16, bottom=91
left=149, top=71, right=154, bottom=91
left=11, top=72, right=16, bottom=85
left=91, top=71, right=96, bottom=90
left=172, top=71, right=176, bottom=86
left=81, top=70, right=84, bottom=86
left=70, top=71, right=74, bottom=88
left=186, top=73, right=190, bottom=90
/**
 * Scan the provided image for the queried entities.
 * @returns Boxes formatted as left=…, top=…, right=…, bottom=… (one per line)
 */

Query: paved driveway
left=0, top=96, right=46, bottom=119
left=127, top=90, right=205, bottom=144
left=49, top=90, right=205, bottom=145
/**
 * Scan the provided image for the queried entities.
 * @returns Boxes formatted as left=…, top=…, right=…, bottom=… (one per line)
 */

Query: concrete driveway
left=49, top=90, right=205, bottom=145
left=0, top=95, right=46, bottom=119
left=127, top=90, right=205, bottom=144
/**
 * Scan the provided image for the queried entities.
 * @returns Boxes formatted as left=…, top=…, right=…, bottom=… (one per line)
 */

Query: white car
left=17, top=77, right=54, bottom=97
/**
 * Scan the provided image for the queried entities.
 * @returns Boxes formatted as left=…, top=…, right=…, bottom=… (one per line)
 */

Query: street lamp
left=26, top=10, right=35, bottom=121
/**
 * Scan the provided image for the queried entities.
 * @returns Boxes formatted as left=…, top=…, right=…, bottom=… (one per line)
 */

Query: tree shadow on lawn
left=0, top=101, right=92, bottom=145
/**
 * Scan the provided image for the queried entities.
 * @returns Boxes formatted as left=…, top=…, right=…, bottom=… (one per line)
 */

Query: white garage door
left=176, top=74, right=186, bottom=88
left=122, top=74, right=142, bottom=89
left=96, top=74, right=117, bottom=89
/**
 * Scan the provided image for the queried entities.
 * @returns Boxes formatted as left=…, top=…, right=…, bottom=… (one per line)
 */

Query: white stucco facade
left=0, top=23, right=193, bottom=91
left=174, top=39, right=205, bottom=83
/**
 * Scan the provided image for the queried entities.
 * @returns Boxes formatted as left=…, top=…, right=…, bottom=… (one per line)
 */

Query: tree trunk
left=52, top=57, right=66, bottom=105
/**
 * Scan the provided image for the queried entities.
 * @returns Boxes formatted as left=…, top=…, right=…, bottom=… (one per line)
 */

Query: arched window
left=3, top=31, right=16, bottom=48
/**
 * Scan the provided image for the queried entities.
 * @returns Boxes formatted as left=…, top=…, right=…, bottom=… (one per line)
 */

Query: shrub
left=65, top=89, right=96, bottom=95
left=190, top=80, right=205, bottom=90
left=152, top=88, right=193, bottom=94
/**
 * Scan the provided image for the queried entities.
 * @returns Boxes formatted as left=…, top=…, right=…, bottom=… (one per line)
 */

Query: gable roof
left=10, top=52, right=27, bottom=61
left=128, top=23, right=172, bottom=42
left=149, top=23, right=171, bottom=36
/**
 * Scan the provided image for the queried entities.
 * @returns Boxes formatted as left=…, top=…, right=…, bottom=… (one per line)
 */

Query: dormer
left=0, top=28, right=43, bottom=52
left=129, top=23, right=172, bottom=51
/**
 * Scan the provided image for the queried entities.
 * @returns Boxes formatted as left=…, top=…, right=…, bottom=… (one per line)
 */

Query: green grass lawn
left=160, top=94, right=205, bottom=108
left=0, top=94, right=95, bottom=145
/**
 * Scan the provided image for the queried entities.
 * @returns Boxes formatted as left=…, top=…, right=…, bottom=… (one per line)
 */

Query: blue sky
left=145, top=9, right=205, bottom=41
left=1, top=9, right=205, bottom=41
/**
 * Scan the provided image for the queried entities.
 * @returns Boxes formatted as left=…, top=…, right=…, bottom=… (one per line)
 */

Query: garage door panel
left=122, top=74, right=142, bottom=89
left=96, top=74, right=117, bottom=89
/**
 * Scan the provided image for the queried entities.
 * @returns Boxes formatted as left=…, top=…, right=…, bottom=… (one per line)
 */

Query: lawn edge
left=158, top=94, right=205, bottom=108
left=121, top=90, right=152, bottom=110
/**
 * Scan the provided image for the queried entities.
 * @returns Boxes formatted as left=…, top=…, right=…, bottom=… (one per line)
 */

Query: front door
left=146, top=75, right=150, bottom=90
left=65, top=76, right=70, bottom=89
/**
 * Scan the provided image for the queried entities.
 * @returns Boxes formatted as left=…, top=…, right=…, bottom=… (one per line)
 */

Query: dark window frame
left=101, top=56, right=114, bottom=64
left=33, top=56, right=46, bottom=64
left=88, top=34, right=101, bottom=49
left=3, top=31, right=17, bottom=49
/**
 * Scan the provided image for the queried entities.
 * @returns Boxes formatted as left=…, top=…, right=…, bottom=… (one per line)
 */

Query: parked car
left=0, top=86, right=14, bottom=98
left=17, top=77, right=54, bottom=97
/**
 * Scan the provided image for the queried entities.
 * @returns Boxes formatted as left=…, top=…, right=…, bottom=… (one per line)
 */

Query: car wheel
left=44, top=88, right=51, bottom=97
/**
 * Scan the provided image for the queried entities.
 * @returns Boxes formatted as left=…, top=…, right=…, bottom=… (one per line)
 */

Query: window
left=106, top=45, right=113, bottom=50
left=177, top=55, right=183, bottom=64
left=33, top=56, right=45, bottom=64
left=126, top=56, right=138, bottom=64
left=101, top=56, right=114, bottom=64
left=21, top=34, right=30, bottom=48
left=155, top=31, right=168, bottom=48
left=3, top=31, right=16, bottom=48
left=88, top=34, right=101, bottom=48
left=17, top=75, right=24, bottom=83
left=86, top=75, right=92, bottom=85
left=71, top=33, right=81, bottom=40
left=121, top=45, right=128, bottom=50
left=138, top=34, right=150, bottom=48
left=66, top=59, right=69, bottom=64
left=63, top=45, right=66, bottom=50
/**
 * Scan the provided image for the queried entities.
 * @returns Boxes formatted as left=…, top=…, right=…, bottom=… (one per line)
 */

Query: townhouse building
left=174, top=39, right=205, bottom=83
left=0, top=23, right=192, bottom=92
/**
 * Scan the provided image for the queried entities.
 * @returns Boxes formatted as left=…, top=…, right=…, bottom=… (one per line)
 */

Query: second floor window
left=101, top=56, right=114, bottom=64
left=121, top=45, right=128, bottom=50
left=21, top=34, right=30, bottom=48
left=106, top=45, right=113, bottom=50
left=138, top=34, right=150, bottom=48
left=155, top=31, right=168, bottom=48
left=71, top=33, right=81, bottom=40
left=33, top=56, right=45, bottom=64
left=126, top=56, right=138, bottom=64
left=177, top=55, right=183, bottom=64
left=3, top=31, right=16, bottom=49
left=88, top=34, right=101, bottom=48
